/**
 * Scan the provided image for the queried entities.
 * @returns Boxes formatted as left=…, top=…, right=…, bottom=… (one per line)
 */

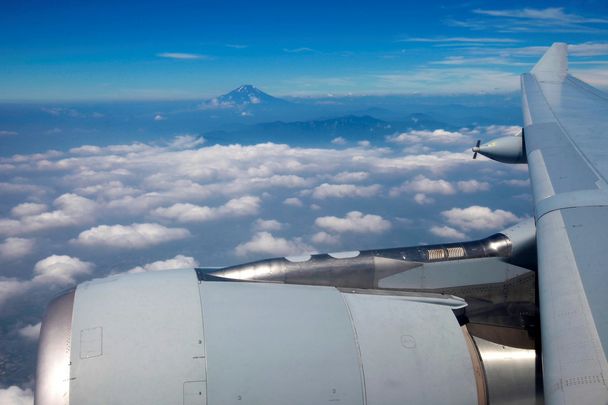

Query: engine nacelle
left=473, top=133, right=527, bottom=164
left=35, top=270, right=538, bottom=405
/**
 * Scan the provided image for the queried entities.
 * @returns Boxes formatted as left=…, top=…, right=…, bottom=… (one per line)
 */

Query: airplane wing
left=522, top=43, right=608, bottom=403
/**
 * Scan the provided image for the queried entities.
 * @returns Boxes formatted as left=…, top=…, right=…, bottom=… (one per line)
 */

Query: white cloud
left=283, top=197, right=303, bottom=207
left=156, top=52, right=210, bottom=60
left=430, top=226, right=467, bottom=240
left=357, top=140, right=371, bottom=148
left=0, top=238, right=35, bottom=260
left=18, top=322, right=41, bottom=341
left=390, top=175, right=455, bottom=197
left=73, top=223, right=190, bottom=249
left=254, top=219, right=285, bottom=232
left=315, top=211, right=391, bottom=234
left=390, top=176, right=489, bottom=197
left=312, top=183, right=381, bottom=199
left=10, top=203, right=47, bottom=217
left=33, top=255, right=94, bottom=285
left=331, top=171, right=369, bottom=182
left=387, top=129, right=471, bottom=145
left=413, top=193, right=435, bottom=205
left=311, top=231, right=340, bottom=245
left=456, top=180, right=490, bottom=193
left=235, top=232, right=313, bottom=257
left=0, top=255, right=93, bottom=308
left=0, top=194, right=96, bottom=236
left=0, top=386, right=33, bottom=405
left=153, top=196, right=260, bottom=223
left=441, top=205, right=521, bottom=231
left=154, top=114, right=166, bottom=121
left=128, top=255, right=199, bottom=273
left=331, top=137, right=347, bottom=145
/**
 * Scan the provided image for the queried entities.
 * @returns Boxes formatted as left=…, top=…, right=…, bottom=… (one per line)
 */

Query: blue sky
left=2, top=1, right=608, bottom=100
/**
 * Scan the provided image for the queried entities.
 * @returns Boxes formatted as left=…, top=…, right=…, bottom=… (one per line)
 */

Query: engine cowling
left=35, top=269, right=538, bottom=405
left=473, top=133, right=527, bottom=164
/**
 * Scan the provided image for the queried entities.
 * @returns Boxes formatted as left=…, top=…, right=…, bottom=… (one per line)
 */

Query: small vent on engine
left=447, top=247, right=465, bottom=258
left=427, top=248, right=446, bottom=261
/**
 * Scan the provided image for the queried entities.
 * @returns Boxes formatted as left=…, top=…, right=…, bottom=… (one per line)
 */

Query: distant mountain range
left=203, top=112, right=453, bottom=145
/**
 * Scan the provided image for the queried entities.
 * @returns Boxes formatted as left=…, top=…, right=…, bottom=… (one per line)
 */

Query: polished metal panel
left=473, top=336, right=540, bottom=405
left=205, top=230, right=529, bottom=289
left=35, top=289, right=75, bottom=405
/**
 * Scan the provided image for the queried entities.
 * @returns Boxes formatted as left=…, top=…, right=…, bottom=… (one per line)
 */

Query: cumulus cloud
left=10, top=203, right=47, bottom=217
left=311, top=231, right=340, bottom=245
left=1, top=255, right=93, bottom=308
left=331, top=137, right=347, bottom=145
left=235, top=232, right=313, bottom=257
left=0, top=238, right=35, bottom=260
left=254, top=219, right=285, bottom=231
left=0, top=386, right=33, bottom=405
left=387, top=129, right=471, bottom=144
left=331, top=171, right=369, bottom=182
left=430, top=226, right=467, bottom=240
left=73, top=223, right=190, bottom=249
left=283, top=197, right=303, bottom=207
left=312, top=183, right=381, bottom=199
left=33, top=255, right=94, bottom=285
left=441, top=205, right=521, bottom=231
left=390, top=175, right=455, bottom=197
left=0, top=194, right=96, bottom=236
left=153, top=196, right=260, bottom=223
left=18, top=323, right=41, bottom=341
left=128, top=254, right=199, bottom=273
left=456, top=180, right=490, bottom=193
left=390, top=176, right=490, bottom=197
left=413, top=193, right=435, bottom=205
left=315, top=211, right=391, bottom=234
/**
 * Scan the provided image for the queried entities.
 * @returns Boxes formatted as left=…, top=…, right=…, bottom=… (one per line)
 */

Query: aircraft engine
left=35, top=269, right=538, bottom=405
left=472, top=131, right=527, bottom=164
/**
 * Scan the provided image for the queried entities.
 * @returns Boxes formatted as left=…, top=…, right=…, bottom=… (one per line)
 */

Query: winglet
left=531, top=42, right=568, bottom=82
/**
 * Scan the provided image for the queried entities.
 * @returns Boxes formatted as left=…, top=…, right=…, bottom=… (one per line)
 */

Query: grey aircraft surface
left=35, top=43, right=608, bottom=404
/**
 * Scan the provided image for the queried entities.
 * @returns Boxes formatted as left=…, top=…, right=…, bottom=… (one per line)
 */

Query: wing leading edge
left=522, top=43, right=608, bottom=404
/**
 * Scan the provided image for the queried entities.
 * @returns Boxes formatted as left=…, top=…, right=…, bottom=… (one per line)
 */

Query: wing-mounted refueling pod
left=473, top=129, right=527, bottom=164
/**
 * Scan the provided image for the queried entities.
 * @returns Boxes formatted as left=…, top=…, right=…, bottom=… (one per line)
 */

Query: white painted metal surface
left=69, top=270, right=206, bottom=405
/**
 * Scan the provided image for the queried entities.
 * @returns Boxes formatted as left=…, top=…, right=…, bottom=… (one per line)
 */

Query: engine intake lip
left=35, top=289, right=75, bottom=405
